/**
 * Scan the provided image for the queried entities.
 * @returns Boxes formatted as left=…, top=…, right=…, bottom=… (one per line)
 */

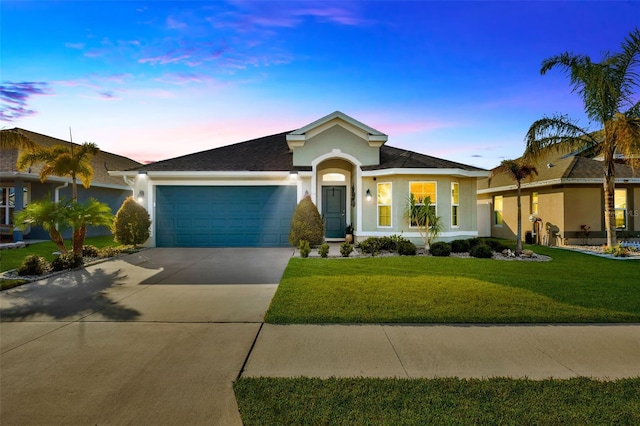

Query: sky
left=1, top=1, right=638, bottom=169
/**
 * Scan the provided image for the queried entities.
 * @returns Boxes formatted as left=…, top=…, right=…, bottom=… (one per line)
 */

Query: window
left=451, top=182, right=459, bottom=227
left=494, top=195, right=503, bottom=226
left=377, top=182, right=392, bottom=227
left=409, top=182, right=436, bottom=227
left=531, top=192, right=538, bottom=215
left=615, top=189, right=627, bottom=229
left=322, top=173, right=345, bottom=182
left=1, top=186, right=28, bottom=225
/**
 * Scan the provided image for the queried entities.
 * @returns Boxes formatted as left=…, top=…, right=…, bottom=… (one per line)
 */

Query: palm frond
left=524, top=115, right=597, bottom=160
left=0, top=129, right=38, bottom=151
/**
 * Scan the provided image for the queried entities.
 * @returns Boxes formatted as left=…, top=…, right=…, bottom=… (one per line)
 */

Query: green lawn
left=265, top=246, right=640, bottom=323
left=234, top=377, right=640, bottom=425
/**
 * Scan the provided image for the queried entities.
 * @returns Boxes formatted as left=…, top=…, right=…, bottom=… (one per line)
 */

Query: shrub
left=467, top=237, right=482, bottom=248
left=51, top=253, right=84, bottom=272
left=17, top=255, right=50, bottom=276
left=112, top=196, right=151, bottom=247
left=470, top=243, right=493, bottom=259
left=483, top=238, right=510, bottom=252
left=340, top=242, right=354, bottom=257
left=289, top=196, right=324, bottom=247
left=318, top=243, right=330, bottom=258
left=397, top=240, right=417, bottom=256
left=99, top=246, right=121, bottom=258
left=358, top=238, right=382, bottom=256
left=451, top=239, right=471, bottom=253
left=82, top=245, right=100, bottom=258
left=299, top=240, right=311, bottom=258
left=429, top=241, right=451, bottom=257
left=603, top=244, right=629, bottom=257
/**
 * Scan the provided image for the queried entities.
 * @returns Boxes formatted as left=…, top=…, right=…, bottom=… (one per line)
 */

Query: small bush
left=470, top=243, right=493, bottom=259
left=397, top=240, right=417, bottom=256
left=429, top=241, right=451, bottom=257
left=82, top=245, right=100, bottom=258
left=483, top=238, right=509, bottom=252
left=467, top=237, right=482, bottom=248
left=112, top=196, right=151, bottom=247
left=17, top=255, right=50, bottom=276
left=289, top=196, right=324, bottom=247
left=451, top=239, right=471, bottom=253
left=299, top=240, right=311, bottom=258
left=99, top=247, right=121, bottom=258
left=51, top=253, right=84, bottom=272
left=318, top=243, right=329, bottom=258
left=604, top=244, right=629, bottom=257
left=340, top=242, right=354, bottom=257
left=358, top=238, right=382, bottom=256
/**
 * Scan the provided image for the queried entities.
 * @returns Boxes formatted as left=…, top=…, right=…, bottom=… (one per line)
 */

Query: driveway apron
left=0, top=247, right=292, bottom=425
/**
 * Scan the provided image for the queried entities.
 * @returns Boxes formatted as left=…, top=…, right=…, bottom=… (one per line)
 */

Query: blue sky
left=2, top=1, right=638, bottom=168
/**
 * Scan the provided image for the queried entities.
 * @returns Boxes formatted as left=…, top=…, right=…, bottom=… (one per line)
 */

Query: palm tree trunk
left=49, top=228, right=67, bottom=253
left=516, top=184, right=523, bottom=254
left=603, top=169, right=617, bottom=247
left=73, top=225, right=87, bottom=255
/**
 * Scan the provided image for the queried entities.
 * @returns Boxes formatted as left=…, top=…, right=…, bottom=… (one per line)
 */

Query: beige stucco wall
left=293, top=125, right=379, bottom=167
left=563, top=186, right=603, bottom=235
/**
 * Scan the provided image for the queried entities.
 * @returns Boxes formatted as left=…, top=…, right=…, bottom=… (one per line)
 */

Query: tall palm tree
left=525, top=28, right=640, bottom=247
left=488, top=159, right=538, bottom=254
left=0, top=128, right=37, bottom=151
left=17, top=142, right=100, bottom=201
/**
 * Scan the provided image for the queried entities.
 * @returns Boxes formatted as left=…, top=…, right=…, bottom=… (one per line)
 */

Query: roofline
left=2, top=172, right=132, bottom=191
left=289, top=111, right=387, bottom=137
left=478, top=177, right=640, bottom=194
left=362, top=168, right=489, bottom=178
left=109, top=170, right=296, bottom=179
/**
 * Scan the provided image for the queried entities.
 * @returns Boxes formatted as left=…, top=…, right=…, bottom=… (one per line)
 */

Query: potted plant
left=345, top=224, right=354, bottom=243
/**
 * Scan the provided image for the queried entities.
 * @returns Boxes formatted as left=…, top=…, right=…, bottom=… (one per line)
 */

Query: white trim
left=110, top=171, right=294, bottom=179
left=362, top=168, right=488, bottom=178
left=358, top=231, right=479, bottom=238
left=377, top=181, right=392, bottom=228
left=150, top=179, right=297, bottom=187
left=451, top=182, right=460, bottom=228
left=408, top=180, right=437, bottom=227
left=3, top=172, right=131, bottom=191
left=478, top=177, right=640, bottom=194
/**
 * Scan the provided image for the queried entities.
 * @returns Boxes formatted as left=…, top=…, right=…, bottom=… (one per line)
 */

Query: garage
left=155, top=185, right=297, bottom=247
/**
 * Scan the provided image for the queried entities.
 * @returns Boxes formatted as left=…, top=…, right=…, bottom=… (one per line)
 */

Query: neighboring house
left=0, top=129, right=142, bottom=241
left=477, top=147, right=640, bottom=246
left=109, top=111, right=488, bottom=247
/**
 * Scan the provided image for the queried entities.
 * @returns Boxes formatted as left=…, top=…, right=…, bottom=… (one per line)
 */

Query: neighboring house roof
left=132, top=131, right=486, bottom=174
left=1, top=128, right=142, bottom=188
left=478, top=147, right=640, bottom=193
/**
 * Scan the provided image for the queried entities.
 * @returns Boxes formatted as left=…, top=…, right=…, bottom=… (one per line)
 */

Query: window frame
left=614, top=188, right=627, bottom=230
left=494, top=195, right=504, bottom=226
left=531, top=192, right=538, bottom=215
left=451, top=182, right=459, bottom=228
left=377, top=182, right=392, bottom=228
left=409, top=181, right=437, bottom=228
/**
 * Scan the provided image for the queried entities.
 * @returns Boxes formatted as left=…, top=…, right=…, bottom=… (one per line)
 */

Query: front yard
left=265, top=245, right=640, bottom=323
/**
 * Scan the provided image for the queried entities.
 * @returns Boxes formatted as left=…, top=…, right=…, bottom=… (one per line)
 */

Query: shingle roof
left=137, top=131, right=486, bottom=173
left=1, top=128, right=142, bottom=187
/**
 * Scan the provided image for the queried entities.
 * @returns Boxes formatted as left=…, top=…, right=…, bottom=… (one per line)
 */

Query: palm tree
left=0, top=128, right=37, bottom=151
left=67, top=198, right=114, bottom=255
left=488, top=160, right=538, bottom=254
left=525, top=28, right=640, bottom=247
left=14, top=199, right=70, bottom=253
left=404, top=194, right=441, bottom=251
left=17, top=142, right=100, bottom=201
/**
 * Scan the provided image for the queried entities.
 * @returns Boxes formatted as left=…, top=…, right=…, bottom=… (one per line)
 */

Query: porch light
left=366, top=189, right=372, bottom=201
left=137, top=190, right=145, bottom=203
left=289, top=171, right=298, bottom=180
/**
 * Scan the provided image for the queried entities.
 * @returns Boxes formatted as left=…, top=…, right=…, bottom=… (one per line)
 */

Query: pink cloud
left=0, top=81, right=53, bottom=121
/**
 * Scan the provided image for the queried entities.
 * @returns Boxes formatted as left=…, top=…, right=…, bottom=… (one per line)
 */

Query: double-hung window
left=409, top=182, right=436, bottom=227
left=531, top=192, right=539, bottom=215
left=377, top=182, right=392, bottom=227
left=615, top=189, right=627, bottom=229
left=494, top=195, right=504, bottom=226
left=451, top=182, right=459, bottom=227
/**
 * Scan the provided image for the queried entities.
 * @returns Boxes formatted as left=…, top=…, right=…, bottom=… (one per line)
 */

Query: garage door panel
left=156, top=186, right=296, bottom=247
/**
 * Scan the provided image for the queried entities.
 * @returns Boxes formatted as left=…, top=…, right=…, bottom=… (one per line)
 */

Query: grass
left=265, top=245, right=640, bottom=323
left=0, top=236, right=122, bottom=290
left=234, top=377, right=640, bottom=425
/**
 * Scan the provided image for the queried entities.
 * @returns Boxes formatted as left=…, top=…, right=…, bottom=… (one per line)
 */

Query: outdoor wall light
left=289, top=171, right=298, bottom=180
left=137, top=190, right=145, bottom=202
left=366, top=189, right=372, bottom=201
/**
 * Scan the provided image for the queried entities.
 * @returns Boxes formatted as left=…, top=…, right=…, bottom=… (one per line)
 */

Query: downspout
left=123, top=175, right=135, bottom=196
left=54, top=182, right=69, bottom=203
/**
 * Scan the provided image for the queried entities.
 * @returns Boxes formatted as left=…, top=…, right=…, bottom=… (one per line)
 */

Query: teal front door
left=322, top=186, right=346, bottom=239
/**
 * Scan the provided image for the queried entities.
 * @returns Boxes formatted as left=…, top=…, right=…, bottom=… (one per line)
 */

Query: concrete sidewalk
left=242, top=323, right=640, bottom=379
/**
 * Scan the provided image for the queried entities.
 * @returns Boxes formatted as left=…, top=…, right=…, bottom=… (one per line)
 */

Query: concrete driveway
left=0, top=247, right=292, bottom=425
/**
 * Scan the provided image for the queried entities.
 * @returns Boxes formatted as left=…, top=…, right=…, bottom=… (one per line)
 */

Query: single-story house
left=110, top=111, right=488, bottom=247
left=477, top=147, right=640, bottom=246
left=1, top=128, right=142, bottom=242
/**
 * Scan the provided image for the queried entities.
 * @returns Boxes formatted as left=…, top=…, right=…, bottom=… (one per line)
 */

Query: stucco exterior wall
left=293, top=125, right=379, bottom=167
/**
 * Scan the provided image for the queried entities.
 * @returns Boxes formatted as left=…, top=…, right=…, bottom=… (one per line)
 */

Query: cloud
left=0, top=81, right=52, bottom=121
left=65, top=42, right=86, bottom=50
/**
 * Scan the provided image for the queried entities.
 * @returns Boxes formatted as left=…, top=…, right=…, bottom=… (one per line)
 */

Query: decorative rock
left=521, top=249, right=535, bottom=258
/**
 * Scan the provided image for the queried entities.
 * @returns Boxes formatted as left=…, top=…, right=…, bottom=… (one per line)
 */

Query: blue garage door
left=156, top=186, right=296, bottom=247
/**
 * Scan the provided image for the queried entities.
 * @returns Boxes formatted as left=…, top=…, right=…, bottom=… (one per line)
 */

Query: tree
left=488, top=159, right=538, bottom=254
left=0, top=128, right=37, bottom=151
left=525, top=28, right=640, bottom=247
left=17, top=142, right=100, bottom=201
left=67, top=198, right=114, bottom=255
left=289, top=195, right=324, bottom=247
left=112, top=196, right=151, bottom=247
left=14, top=198, right=69, bottom=253
left=403, top=194, right=442, bottom=252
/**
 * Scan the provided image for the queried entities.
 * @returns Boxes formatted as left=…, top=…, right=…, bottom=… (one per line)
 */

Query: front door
left=322, top=186, right=346, bottom=238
